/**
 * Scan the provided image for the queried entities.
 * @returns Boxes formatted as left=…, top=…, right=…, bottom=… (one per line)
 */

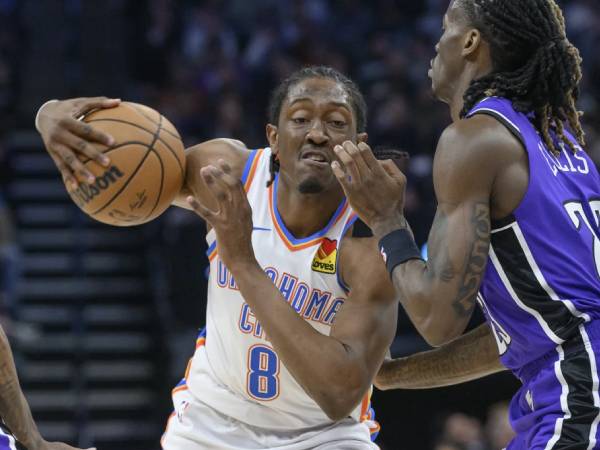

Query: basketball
left=65, top=102, right=186, bottom=226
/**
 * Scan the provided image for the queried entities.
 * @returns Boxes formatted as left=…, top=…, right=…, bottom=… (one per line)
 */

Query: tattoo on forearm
left=452, top=203, right=490, bottom=317
left=427, top=210, right=456, bottom=283
left=378, top=324, right=502, bottom=389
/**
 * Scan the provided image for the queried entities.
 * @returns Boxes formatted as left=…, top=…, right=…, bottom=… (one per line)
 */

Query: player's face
left=267, top=77, right=366, bottom=195
left=429, top=1, right=470, bottom=102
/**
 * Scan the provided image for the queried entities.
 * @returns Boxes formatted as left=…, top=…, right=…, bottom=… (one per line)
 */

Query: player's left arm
left=333, top=117, right=516, bottom=346
left=374, top=323, right=506, bottom=390
left=185, top=160, right=398, bottom=421
left=326, top=236, right=399, bottom=412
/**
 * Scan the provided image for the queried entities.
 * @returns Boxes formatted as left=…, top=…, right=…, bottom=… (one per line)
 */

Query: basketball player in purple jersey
left=333, top=0, right=600, bottom=448
left=0, top=326, right=92, bottom=450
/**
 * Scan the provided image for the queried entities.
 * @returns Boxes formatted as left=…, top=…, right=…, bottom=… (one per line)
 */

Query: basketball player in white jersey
left=34, top=66, right=399, bottom=449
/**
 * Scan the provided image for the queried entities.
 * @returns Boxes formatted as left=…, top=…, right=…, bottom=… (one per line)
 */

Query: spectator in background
left=435, top=444, right=466, bottom=450
left=484, top=403, right=514, bottom=450
left=437, top=413, right=486, bottom=450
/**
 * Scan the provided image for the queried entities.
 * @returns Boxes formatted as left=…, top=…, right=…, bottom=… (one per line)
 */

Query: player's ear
left=357, top=132, right=368, bottom=144
left=462, top=28, right=482, bottom=57
left=266, top=124, right=278, bottom=151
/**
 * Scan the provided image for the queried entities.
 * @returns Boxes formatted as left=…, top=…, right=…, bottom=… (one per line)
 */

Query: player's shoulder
left=438, top=114, right=523, bottom=164
left=434, top=114, right=524, bottom=195
left=185, top=138, right=252, bottom=179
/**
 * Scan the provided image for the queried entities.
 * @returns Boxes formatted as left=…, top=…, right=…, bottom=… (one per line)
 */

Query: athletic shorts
left=161, top=388, right=378, bottom=450
left=0, top=424, right=25, bottom=450
left=507, top=324, right=600, bottom=449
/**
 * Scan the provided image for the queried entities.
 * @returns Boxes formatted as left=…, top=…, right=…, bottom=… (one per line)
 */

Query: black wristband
left=379, top=228, right=423, bottom=276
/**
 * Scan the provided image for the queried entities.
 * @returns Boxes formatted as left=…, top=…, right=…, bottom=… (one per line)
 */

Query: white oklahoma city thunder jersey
left=173, top=148, right=379, bottom=436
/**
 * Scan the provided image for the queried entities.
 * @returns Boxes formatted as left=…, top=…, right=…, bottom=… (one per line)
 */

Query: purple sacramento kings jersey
left=466, top=97, right=600, bottom=375
left=0, top=424, right=25, bottom=450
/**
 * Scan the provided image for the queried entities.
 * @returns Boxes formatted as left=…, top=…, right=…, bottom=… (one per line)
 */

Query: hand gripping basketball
left=37, top=98, right=186, bottom=226
left=36, top=97, right=120, bottom=188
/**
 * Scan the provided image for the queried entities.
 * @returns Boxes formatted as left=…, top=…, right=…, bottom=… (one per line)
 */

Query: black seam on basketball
left=126, top=102, right=160, bottom=125
left=127, top=103, right=181, bottom=140
left=86, top=118, right=185, bottom=176
left=143, top=150, right=165, bottom=221
left=88, top=112, right=179, bottom=140
left=91, top=115, right=164, bottom=216
left=79, top=141, right=156, bottom=165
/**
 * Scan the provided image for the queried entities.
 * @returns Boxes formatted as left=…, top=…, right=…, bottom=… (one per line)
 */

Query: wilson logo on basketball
left=311, top=238, right=337, bottom=274
left=69, top=165, right=125, bottom=208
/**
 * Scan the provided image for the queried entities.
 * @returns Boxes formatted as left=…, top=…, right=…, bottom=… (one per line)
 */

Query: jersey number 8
left=247, top=345, right=280, bottom=401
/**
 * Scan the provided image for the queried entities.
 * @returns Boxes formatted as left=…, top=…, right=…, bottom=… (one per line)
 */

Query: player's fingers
left=357, top=142, right=383, bottom=173
left=205, top=164, right=244, bottom=199
left=215, top=159, right=243, bottom=190
left=73, top=96, right=121, bottom=117
left=216, top=159, right=232, bottom=175
left=65, top=117, right=115, bottom=148
left=61, top=130, right=110, bottom=167
left=333, top=144, right=361, bottom=184
left=50, top=142, right=96, bottom=184
left=49, top=153, right=78, bottom=190
left=200, top=166, right=232, bottom=204
left=342, top=141, right=369, bottom=178
left=331, top=161, right=352, bottom=191
left=380, top=159, right=406, bottom=183
left=186, top=195, right=217, bottom=221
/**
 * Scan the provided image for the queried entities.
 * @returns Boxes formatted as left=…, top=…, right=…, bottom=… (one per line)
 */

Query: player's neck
left=449, top=66, right=489, bottom=122
left=276, top=181, right=345, bottom=239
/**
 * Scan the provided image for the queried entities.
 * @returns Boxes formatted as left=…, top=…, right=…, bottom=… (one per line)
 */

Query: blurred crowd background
left=0, top=0, right=598, bottom=449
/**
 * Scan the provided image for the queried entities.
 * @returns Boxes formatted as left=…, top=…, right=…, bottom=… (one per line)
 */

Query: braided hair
left=458, top=0, right=585, bottom=155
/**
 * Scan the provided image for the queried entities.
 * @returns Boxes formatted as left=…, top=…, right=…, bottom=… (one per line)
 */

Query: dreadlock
left=265, top=66, right=368, bottom=187
left=458, top=0, right=585, bottom=155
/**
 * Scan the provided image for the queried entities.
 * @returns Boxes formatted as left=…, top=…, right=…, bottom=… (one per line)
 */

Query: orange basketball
left=65, top=102, right=186, bottom=226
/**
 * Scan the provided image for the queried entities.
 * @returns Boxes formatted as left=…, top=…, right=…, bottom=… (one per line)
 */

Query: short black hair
left=459, top=0, right=585, bottom=154
left=267, top=65, right=368, bottom=133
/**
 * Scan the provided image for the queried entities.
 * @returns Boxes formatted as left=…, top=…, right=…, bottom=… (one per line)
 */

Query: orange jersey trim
left=243, top=148, right=264, bottom=192
left=268, top=181, right=350, bottom=252
left=360, top=391, right=371, bottom=420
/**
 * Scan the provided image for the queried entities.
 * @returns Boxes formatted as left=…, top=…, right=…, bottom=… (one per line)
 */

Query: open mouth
left=301, top=150, right=330, bottom=165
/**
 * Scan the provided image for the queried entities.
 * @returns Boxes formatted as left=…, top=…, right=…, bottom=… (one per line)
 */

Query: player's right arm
left=333, top=117, right=521, bottom=346
left=0, top=326, right=94, bottom=450
left=374, top=323, right=506, bottom=390
left=35, top=98, right=250, bottom=211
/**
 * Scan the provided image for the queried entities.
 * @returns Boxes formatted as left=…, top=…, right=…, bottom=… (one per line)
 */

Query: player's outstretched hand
left=31, top=440, right=95, bottom=450
left=186, top=159, right=256, bottom=270
left=331, top=141, right=408, bottom=238
left=35, top=97, right=120, bottom=189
